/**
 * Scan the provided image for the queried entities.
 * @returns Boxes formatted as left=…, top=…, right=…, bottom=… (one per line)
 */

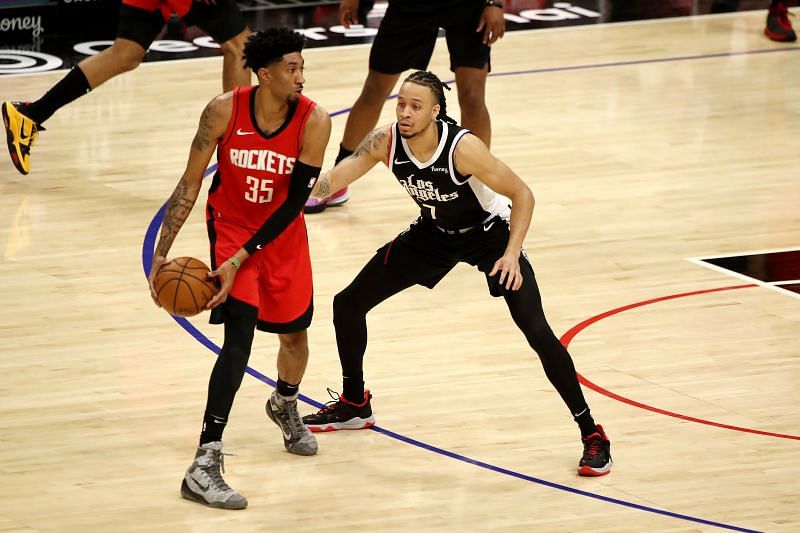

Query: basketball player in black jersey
left=302, top=70, right=612, bottom=476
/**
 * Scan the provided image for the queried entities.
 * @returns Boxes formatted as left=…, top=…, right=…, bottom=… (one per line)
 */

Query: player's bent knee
left=278, top=332, right=308, bottom=356
left=457, top=86, right=487, bottom=110
left=332, top=290, right=362, bottom=319
left=113, top=49, right=144, bottom=73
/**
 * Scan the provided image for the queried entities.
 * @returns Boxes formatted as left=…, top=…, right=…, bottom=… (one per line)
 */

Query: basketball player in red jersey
left=302, top=71, right=612, bottom=477
left=147, top=28, right=331, bottom=510
left=3, top=0, right=252, bottom=175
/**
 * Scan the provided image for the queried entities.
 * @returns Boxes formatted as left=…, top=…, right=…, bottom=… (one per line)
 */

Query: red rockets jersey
left=208, top=86, right=316, bottom=232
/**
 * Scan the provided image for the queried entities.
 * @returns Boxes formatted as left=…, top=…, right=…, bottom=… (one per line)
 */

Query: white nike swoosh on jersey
left=483, top=222, right=495, bottom=231
left=394, top=158, right=411, bottom=164
left=256, top=244, right=263, bottom=250
left=236, top=129, right=255, bottom=135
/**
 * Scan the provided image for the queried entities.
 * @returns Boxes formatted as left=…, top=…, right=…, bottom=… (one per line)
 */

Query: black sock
left=335, top=144, right=354, bottom=165
left=573, top=408, right=597, bottom=438
left=25, top=67, right=91, bottom=124
left=276, top=378, right=299, bottom=398
left=342, top=373, right=365, bottom=404
left=200, top=413, right=227, bottom=445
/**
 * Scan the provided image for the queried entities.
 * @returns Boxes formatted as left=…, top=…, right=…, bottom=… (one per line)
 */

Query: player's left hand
left=339, top=0, right=360, bottom=28
left=489, top=252, right=523, bottom=291
left=476, top=4, right=506, bottom=45
left=206, top=259, right=238, bottom=309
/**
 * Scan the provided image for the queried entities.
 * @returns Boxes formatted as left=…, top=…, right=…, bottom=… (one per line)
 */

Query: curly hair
left=243, top=27, right=306, bottom=71
left=403, top=70, right=458, bottom=125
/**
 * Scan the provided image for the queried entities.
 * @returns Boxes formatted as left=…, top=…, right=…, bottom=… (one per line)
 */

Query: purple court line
left=143, top=194, right=757, bottom=531
left=328, top=45, right=800, bottom=118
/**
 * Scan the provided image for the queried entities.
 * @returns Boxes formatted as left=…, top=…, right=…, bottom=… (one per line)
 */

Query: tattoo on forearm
left=192, top=102, right=220, bottom=152
left=352, top=128, right=387, bottom=158
left=315, top=176, right=331, bottom=199
left=155, top=176, right=195, bottom=257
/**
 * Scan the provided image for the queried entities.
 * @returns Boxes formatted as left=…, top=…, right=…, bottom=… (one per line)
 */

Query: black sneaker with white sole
left=302, top=389, right=375, bottom=432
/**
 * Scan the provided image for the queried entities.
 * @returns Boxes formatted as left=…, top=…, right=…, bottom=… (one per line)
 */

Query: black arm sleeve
left=242, top=161, right=320, bottom=255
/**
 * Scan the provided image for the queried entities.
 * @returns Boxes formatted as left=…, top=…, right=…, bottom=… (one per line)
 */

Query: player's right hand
left=148, top=255, right=170, bottom=307
left=205, top=259, right=239, bottom=309
left=339, top=0, right=360, bottom=28
left=477, top=4, right=506, bottom=45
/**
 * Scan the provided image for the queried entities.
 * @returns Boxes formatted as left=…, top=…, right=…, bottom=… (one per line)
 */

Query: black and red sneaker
left=302, top=389, right=375, bottom=432
left=765, top=2, right=797, bottom=42
left=578, top=425, right=612, bottom=476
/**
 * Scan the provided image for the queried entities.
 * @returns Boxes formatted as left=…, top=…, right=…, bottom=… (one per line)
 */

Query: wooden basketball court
left=0, top=10, right=798, bottom=531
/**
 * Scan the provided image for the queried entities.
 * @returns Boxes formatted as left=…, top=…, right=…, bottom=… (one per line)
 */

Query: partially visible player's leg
left=219, top=29, right=253, bottom=92
left=339, top=70, right=401, bottom=156
left=444, top=4, right=492, bottom=146
left=340, top=2, right=438, bottom=157
left=180, top=216, right=260, bottom=510
left=453, top=66, right=491, bottom=147
left=255, top=220, right=318, bottom=454
left=2, top=5, right=158, bottom=174
left=497, top=254, right=612, bottom=476
left=266, top=330, right=319, bottom=456
left=304, top=223, right=454, bottom=430
left=77, top=38, right=149, bottom=88
left=302, top=252, right=415, bottom=431
left=305, top=4, right=438, bottom=213
left=183, top=302, right=256, bottom=510
left=183, top=0, right=252, bottom=91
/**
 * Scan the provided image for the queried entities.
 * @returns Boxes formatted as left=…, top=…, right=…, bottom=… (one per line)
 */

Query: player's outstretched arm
left=311, top=124, right=390, bottom=199
left=148, top=94, right=232, bottom=305
left=454, top=134, right=535, bottom=291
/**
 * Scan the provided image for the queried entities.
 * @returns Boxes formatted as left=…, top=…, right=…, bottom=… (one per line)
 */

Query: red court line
left=560, top=284, right=800, bottom=441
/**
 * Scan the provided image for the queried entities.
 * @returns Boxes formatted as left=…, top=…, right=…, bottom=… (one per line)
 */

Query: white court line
left=686, top=255, right=800, bottom=301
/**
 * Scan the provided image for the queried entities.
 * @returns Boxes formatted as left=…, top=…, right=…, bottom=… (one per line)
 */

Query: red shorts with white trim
left=206, top=205, right=313, bottom=333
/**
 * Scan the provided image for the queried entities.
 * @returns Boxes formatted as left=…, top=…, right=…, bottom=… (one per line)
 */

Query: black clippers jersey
left=388, top=121, right=511, bottom=231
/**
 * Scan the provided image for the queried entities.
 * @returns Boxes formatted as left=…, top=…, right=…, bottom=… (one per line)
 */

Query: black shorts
left=117, top=1, right=246, bottom=51
left=369, top=1, right=491, bottom=74
left=378, top=216, right=529, bottom=297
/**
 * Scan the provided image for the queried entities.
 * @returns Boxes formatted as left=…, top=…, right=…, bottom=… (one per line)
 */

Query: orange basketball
left=154, top=257, right=217, bottom=317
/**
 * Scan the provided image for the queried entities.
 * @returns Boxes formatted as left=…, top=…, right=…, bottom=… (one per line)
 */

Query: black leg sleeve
left=204, top=314, right=257, bottom=422
left=500, top=258, right=590, bottom=416
left=333, top=251, right=421, bottom=399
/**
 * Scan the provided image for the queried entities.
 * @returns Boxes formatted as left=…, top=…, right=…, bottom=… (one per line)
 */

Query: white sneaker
left=180, top=441, right=247, bottom=509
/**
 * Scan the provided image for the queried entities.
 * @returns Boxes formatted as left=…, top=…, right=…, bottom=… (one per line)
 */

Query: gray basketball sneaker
left=180, top=441, right=248, bottom=510
left=265, top=390, right=318, bottom=456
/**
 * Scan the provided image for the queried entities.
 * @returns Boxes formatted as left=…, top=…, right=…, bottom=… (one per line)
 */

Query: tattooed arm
left=311, top=124, right=390, bottom=199
left=148, top=93, right=232, bottom=306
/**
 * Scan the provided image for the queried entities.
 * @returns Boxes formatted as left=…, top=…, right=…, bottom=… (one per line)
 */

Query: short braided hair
left=243, top=27, right=305, bottom=71
left=403, top=70, right=458, bottom=125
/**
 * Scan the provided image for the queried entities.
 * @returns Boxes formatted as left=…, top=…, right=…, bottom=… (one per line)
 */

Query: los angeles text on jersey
left=229, top=148, right=296, bottom=174
left=401, top=176, right=459, bottom=202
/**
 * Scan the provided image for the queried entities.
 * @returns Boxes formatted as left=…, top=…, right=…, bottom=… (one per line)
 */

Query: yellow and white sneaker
left=2, top=101, right=42, bottom=175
